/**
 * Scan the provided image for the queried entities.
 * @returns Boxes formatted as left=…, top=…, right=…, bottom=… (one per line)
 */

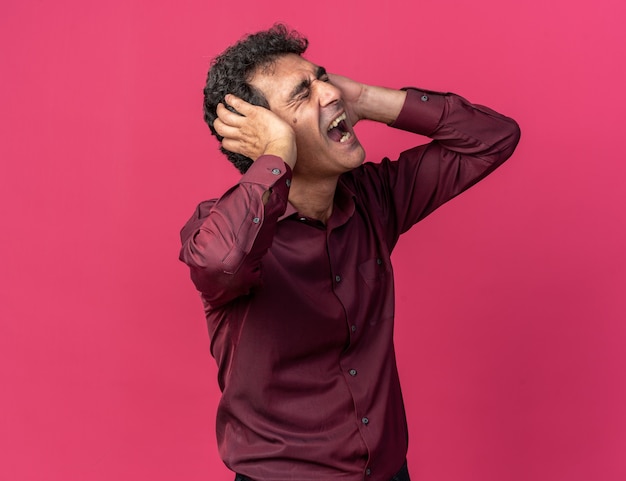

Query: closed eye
left=298, top=69, right=329, bottom=99
left=288, top=65, right=329, bottom=104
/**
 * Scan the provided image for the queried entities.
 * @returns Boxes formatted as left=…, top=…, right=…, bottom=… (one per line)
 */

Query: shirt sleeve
left=355, top=87, right=521, bottom=248
left=179, top=155, right=292, bottom=306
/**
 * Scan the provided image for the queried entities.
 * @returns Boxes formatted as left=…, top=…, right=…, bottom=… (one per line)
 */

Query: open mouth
left=327, top=112, right=352, bottom=143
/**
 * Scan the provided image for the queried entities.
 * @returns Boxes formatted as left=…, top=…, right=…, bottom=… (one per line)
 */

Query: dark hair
left=203, top=24, right=308, bottom=173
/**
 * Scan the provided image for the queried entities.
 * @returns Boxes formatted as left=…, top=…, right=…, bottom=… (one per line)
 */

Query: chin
left=349, top=144, right=366, bottom=168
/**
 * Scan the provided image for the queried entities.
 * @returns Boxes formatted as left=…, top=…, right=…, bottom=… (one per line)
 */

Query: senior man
left=180, top=24, right=520, bottom=481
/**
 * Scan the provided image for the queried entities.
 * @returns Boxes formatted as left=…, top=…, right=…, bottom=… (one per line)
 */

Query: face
left=249, top=54, right=365, bottom=179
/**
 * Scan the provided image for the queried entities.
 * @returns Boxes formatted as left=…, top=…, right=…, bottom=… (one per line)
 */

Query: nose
left=315, top=79, right=340, bottom=107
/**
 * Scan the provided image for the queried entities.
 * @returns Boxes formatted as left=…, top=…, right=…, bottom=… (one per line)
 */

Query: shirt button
left=361, top=417, right=369, bottom=425
left=349, top=369, right=357, bottom=376
left=299, top=217, right=307, bottom=221
left=366, top=468, right=372, bottom=476
left=252, top=217, right=260, bottom=224
left=285, top=178, right=291, bottom=187
left=351, top=325, right=357, bottom=332
left=421, top=94, right=429, bottom=102
left=335, top=275, right=341, bottom=283
left=376, top=258, right=382, bottom=265
left=271, top=168, right=281, bottom=175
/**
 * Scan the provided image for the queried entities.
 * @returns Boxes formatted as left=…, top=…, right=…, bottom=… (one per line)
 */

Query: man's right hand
left=214, top=94, right=297, bottom=169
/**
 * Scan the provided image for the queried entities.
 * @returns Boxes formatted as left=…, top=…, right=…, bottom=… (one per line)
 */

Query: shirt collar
left=277, top=176, right=357, bottom=227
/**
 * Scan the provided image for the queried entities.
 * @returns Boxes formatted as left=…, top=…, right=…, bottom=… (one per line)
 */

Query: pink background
left=1, top=0, right=625, bottom=480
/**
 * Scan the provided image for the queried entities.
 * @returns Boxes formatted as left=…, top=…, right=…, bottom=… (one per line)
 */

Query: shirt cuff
left=239, top=155, right=292, bottom=197
left=390, top=88, right=446, bottom=136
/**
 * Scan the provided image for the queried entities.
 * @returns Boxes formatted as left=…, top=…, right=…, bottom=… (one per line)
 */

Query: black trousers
left=235, top=462, right=410, bottom=481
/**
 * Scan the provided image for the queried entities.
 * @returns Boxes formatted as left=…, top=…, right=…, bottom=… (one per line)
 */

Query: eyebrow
left=288, top=66, right=328, bottom=102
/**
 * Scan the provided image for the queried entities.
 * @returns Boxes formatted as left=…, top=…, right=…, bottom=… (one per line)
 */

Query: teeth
left=339, top=131, right=352, bottom=143
left=328, top=112, right=347, bottom=131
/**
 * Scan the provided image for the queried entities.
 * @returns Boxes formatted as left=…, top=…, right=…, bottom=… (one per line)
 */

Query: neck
left=288, top=175, right=339, bottom=224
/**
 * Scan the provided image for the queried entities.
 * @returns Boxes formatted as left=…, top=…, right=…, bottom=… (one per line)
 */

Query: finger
left=225, top=94, right=257, bottom=116
left=327, top=73, right=342, bottom=82
left=213, top=117, right=242, bottom=140
left=220, top=137, right=241, bottom=154
left=327, top=73, right=347, bottom=87
left=216, top=103, right=246, bottom=126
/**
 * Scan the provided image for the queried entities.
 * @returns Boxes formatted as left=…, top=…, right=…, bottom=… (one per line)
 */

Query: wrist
left=263, top=138, right=297, bottom=169
left=357, top=86, right=407, bottom=125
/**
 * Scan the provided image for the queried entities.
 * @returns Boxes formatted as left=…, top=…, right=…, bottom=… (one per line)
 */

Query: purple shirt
left=180, top=89, right=520, bottom=481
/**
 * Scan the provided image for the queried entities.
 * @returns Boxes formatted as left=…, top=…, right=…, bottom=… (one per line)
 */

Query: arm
left=386, top=88, right=521, bottom=235
left=179, top=96, right=296, bottom=307
left=331, top=75, right=521, bottom=244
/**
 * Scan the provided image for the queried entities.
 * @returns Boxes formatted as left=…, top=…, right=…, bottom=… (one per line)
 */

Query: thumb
left=224, top=94, right=255, bottom=117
